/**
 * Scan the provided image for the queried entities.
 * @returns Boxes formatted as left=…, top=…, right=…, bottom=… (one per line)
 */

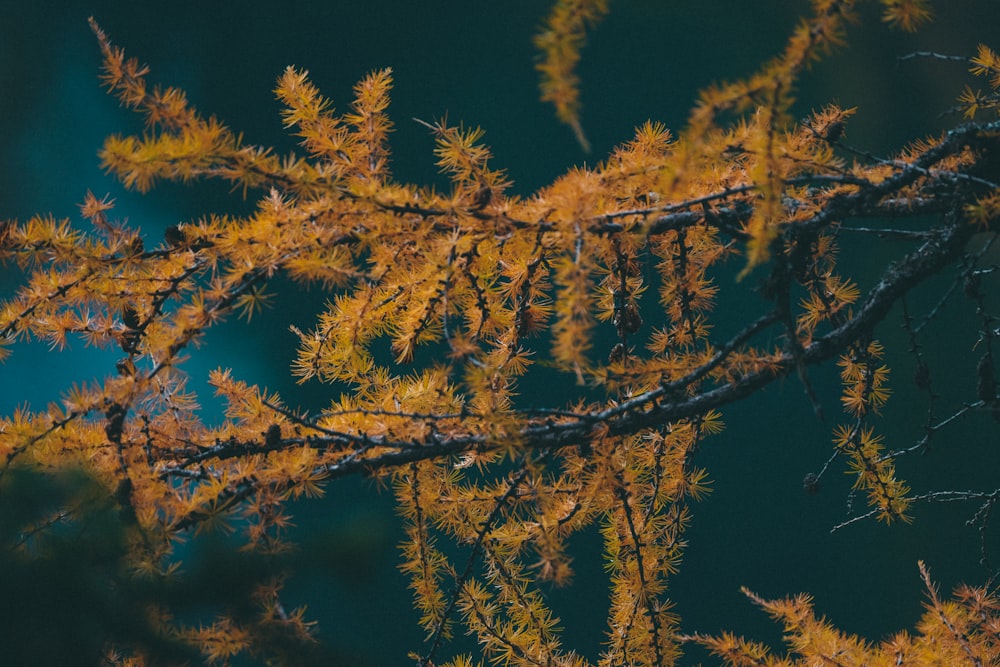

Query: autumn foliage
left=2, top=0, right=999, bottom=665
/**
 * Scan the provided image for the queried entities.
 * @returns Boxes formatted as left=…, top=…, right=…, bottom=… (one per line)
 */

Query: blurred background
left=2, top=1, right=1000, bottom=664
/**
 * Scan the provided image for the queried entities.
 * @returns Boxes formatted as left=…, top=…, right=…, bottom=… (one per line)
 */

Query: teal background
left=3, top=2, right=1000, bottom=665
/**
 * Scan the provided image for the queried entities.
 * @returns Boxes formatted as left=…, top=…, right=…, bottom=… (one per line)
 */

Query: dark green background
left=2, top=2, right=999, bottom=664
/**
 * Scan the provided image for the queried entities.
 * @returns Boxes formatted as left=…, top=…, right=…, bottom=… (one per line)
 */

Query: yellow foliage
left=686, top=563, right=1000, bottom=667
left=534, top=0, right=609, bottom=151
left=0, top=4, right=998, bottom=666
